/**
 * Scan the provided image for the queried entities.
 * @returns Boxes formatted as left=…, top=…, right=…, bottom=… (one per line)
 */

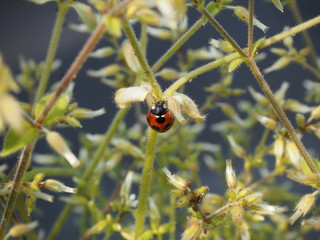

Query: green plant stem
left=122, top=20, right=163, bottom=99
left=140, top=21, right=148, bottom=56
left=169, top=194, right=176, bottom=240
left=261, top=15, right=320, bottom=49
left=248, top=0, right=254, bottom=57
left=151, top=18, right=203, bottom=72
left=0, top=143, right=34, bottom=240
left=165, top=15, right=320, bottom=96
left=47, top=204, right=73, bottom=240
left=135, top=129, right=158, bottom=239
left=197, top=5, right=247, bottom=58
left=287, top=0, right=320, bottom=70
left=247, top=58, right=319, bottom=175
left=33, top=3, right=69, bottom=105
left=297, top=61, right=320, bottom=79
left=35, top=19, right=106, bottom=125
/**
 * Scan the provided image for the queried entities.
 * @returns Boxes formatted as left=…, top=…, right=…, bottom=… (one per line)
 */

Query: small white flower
left=115, top=84, right=205, bottom=125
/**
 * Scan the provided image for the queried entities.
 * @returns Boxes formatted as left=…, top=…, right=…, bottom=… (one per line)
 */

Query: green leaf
left=103, top=15, right=122, bottom=38
left=71, top=2, right=97, bottom=31
left=0, top=122, right=39, bottom=157
left=35, top=94, right=70, bottom=125
left=228, top=58, right=244, bottom=72
left=252, top=38, right=266, bottom=54
left=26, top=0, right=56, bottom=4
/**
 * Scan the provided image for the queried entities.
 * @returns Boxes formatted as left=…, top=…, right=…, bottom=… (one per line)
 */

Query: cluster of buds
left=264, top=27, right=311, bottom=74
left=163, top=168, right=208, bottom=209
left=273, top=135, right=302, bottom=170
left=0, top=173, right=77, bottom=216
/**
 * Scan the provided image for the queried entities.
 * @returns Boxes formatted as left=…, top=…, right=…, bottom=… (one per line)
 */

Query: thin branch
left=196, top=5, right=247, bottom=58
left=34, top=3, right=69, bottom=105
left=248, top=0, right=254, bottom=57
left=122, top=20, right=163, bottom=99
left=287, top=0, right=320, bottom=70
left=247, top=58, right=319, bottom=175
left=0, top=143, right=35, bottom=240
left=134, top=130, right=158, bottom=239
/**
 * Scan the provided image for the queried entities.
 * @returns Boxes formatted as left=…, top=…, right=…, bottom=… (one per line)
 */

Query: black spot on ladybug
left=164, top=123, right=171, bottom=130
left=152, top=125, right=160, bottom=131
left=156, top=117, right=166, bottom=124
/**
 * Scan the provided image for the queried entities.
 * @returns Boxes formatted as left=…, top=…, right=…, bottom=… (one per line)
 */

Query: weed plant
left=1, top=0, right=320, bottom=239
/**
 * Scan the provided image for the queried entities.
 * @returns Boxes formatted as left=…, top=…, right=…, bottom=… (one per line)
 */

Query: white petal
left=172, top=93, right=205, bottom=124
left=115, top=84, right=152, bottom=108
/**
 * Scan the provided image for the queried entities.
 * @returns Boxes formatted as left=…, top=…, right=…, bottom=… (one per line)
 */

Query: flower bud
left=26, top=194, right=36, bottom=216
left=209, top=38, right=234, bottom=52
left=285, top=140, right=301, bottom=169
left=43, top=179, right=77, bottom=193
left=156, top=68, right=181, bottom=80
left=147, top=26, right=172, bottom=40
left=284, top=99, right=312, bottom=113
left=255, top=114, right=278, bottom=130
left=122, top=40, right=141, bottom=73
left=89, top=47, right=114, bottom=58
left=87, top=64, right=121, bottom=78
left=227, top=136, right=246, bottom=158
left=163, top=167, right=191, bottom=191
left=234, top=6, right=269, bottom=33
left=310, top=105, right=320, bottom=120
left=226, top=160, right=237, bottom=189
left=6, top=221, right=38, bottom=238
left=289, top=193, right=316, bottom=225
left=248, top=87, right=268, bottom=106
left=296, top=114, right=305, bottom=128
left=71, top=108, right=106, bottom=119
left=264, top=56, right=291, bottom=74
left=274, top=137, right=284, bottom=160
left=270, top=48, right=287, bottom=56
left=167, top=96, right=187, bottom=125
left=46, top=131, right=80, bottom=168
left=181, top=221, right=201, bottom=240
left=0, top=94, right=23, bottom=133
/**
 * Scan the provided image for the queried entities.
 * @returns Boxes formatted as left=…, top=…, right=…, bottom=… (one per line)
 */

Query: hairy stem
left=287, top=0, right=320, bottom=70
left=33, top=3, right=69, bottom=105
left=35, top=19, right=106, bottom=125
left=247, top=58, right=319, bottom=175
left=248, top=0, right=254, bottom=57
left=152, top=18, right=203, bottom=72
left=135, top=129, right=158, bottom=239
left=0, top=143, right=34, bottom=239
left=197, top=5, right=247, bottom=58
left=165, top=15, right=320, bottom=95
left=122, top=20, right=163, bottom=99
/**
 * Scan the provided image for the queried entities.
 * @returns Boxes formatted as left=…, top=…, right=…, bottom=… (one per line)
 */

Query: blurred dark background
left=1, top=0, right=320, bottom=239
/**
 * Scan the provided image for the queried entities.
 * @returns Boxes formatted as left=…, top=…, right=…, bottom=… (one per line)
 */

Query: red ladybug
left=146, top=101, right=174, bottom=133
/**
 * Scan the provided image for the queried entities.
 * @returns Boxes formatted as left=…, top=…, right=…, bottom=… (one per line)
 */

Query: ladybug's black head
left=150, top=101, right=168, bottom=116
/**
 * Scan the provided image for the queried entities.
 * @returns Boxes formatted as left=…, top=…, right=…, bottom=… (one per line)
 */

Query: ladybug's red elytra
left=146, top=101, right=174, bottom=133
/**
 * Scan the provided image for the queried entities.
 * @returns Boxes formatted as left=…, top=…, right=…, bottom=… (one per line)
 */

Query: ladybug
left=146, top=101, right=175, bottom=133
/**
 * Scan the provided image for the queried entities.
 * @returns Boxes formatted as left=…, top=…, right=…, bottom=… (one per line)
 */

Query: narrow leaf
left=72, top=2, right=97, bottom=31
left=35, top=94, right=70, bottom=125
left=0, top=122, right=39, bottom=157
